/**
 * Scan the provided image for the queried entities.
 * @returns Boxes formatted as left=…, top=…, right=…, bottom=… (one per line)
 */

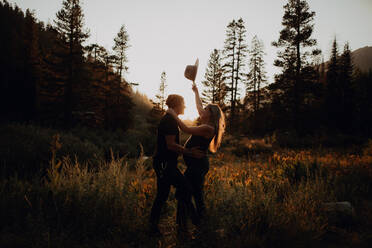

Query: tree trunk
left=65, top=21, right=74, bottom=128
left=230, top=45, right=236, bottom=132
left=295, top=17, right=301, bottom=133
left=257, top=69, right=261, bottom=113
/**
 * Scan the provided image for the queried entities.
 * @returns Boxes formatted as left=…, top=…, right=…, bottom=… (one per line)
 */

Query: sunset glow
left=2, top=0, right=372, bottom=246
left=9, top=0, right=372, bottom=116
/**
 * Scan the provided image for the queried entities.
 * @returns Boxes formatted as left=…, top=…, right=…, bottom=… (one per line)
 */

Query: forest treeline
left=154, top=0, right=372, bottom=139
left=1, top=0, right=372, bottom=141
left=0, top=0, right=158, bottom=132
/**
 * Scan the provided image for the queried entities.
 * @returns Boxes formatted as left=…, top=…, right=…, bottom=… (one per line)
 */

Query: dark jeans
left=181, top=156, right=209, bottom=221
left=149, top=157, right=196, bottom=228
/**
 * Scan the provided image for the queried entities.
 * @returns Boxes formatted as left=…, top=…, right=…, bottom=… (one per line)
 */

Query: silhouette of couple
left=149, top=83, right=225, bottom=237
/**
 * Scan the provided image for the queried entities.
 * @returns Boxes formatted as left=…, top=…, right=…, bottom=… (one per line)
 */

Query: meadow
left=1, top=125, right=372, bottom=247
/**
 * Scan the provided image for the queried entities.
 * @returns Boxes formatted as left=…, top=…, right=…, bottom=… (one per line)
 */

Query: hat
left=184, top=58, right=199, bottom=82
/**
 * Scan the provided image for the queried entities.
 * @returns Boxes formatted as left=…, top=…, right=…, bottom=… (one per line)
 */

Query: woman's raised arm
left=192, top=84, right=207, bottom=117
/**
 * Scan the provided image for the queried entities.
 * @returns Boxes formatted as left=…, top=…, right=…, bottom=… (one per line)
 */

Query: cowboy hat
left=184, top=58, right=199, bottom=82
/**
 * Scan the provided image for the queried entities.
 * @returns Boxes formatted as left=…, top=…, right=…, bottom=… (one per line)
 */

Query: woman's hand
left=166, top=108, right=177, bottom=118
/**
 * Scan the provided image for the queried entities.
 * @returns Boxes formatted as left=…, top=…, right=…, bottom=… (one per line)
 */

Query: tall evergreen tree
left=223, top=20, right=237, bottom=119
left=0, top=1, right=136, bottom=129
left=101, top=48, right=117, bottom=128
left=338, top=42, right=354, bottom=132
left=112, top=25, right=131, bottom=117
left=155, top=71, right=167, bottom=111
left=24, top=9, right=42, bottom=120
left=325, top=37, right=340, bottom=129
left=272, top=0, right=317, bottom=132
left=339, top=43, right=353, bottom=106
left=269, top=45, right=297, bottom=130
left=113, top=24, right=130, bottom=81
left=327, top=38, right=339, bottom=87
left=318, top=57, right=326, bottom=85
left=234, top=18, right=248, bottom=106
left=54, top=0, right=89, bottom=127
left=201, top=49, right=226, bottom=106
left=223, top=18, right=248, bottom=131
left=246, top=35, right=267, bottom=113
left=0, top=2, right=45, bottom=121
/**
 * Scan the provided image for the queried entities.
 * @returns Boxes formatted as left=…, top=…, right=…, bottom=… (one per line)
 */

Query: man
left=149, top=94, right=203, bottom=236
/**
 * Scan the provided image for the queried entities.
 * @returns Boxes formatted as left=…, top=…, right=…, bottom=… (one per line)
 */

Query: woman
left=167, top=84, right=225, bottom=224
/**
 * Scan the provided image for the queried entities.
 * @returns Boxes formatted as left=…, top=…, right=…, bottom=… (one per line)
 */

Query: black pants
left=181, top=156, right=209, bottom=221
left=149, top=158, right=196, bottom=228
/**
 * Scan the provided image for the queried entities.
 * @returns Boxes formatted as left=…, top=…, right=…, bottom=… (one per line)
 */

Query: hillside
left=352, top=46, right=372, bottom=72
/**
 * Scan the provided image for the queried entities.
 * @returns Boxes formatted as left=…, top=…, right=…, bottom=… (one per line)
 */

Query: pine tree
left=0, top=1, right=135, bottom=129
left=246, top=35, right=267, bottom=113
left=223, top=18, right=248, bottom=131
left=113, top=24, right=130, bottom=81
left=54, top=0, right=89, bottom=127
left=112, top=25, right=131, bottom=117
left=319, top=57, right=326, bottom=85
left=223, top=20, right=237, bottom=118
left=102, top=48, right=117, bottom=128
left=84, top=43, right=107, bottom=125
left=155, top=71, right=167, bottom=111
left=24, top=9, right=42, bottom=120
left=201, top=49, right=226, bottom=106
left=86, top=43, right=105, bottom=63
left=85, top=43, right=133, bottom=130
left=272, top=0, right=317, bottom=132
left=234, top=18, right=248, bottom=104
left=327, top=38, right=339, bottom=88
left=325, top=37, right=339, bottom=129
left=339, top=42, right=354, bottom=131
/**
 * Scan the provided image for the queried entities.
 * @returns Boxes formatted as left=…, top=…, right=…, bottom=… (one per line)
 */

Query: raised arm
left=192, top=84, right=207, bottom=117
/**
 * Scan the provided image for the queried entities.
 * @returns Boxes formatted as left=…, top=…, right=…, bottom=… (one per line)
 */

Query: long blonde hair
left=207, top=104, right=225, bottom=153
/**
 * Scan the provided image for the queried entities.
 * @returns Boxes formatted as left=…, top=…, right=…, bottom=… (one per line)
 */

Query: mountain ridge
left=351, top=46, right=372, bottom=72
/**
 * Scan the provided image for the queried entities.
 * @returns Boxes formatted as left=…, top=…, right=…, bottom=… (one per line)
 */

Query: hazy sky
left=9, top=0, right=372, bottom=119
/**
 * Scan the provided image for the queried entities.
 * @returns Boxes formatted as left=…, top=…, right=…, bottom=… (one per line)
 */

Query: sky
left=9, top=0, right=372, bottom=120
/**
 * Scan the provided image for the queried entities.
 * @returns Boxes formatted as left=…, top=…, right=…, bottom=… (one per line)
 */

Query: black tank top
left=184, top=134, right=214, bottom=152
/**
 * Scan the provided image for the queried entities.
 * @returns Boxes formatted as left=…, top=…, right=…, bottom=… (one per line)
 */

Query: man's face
left=179, top=101, right=185, bottom=115
left=175, top=100, right=185, bottom=115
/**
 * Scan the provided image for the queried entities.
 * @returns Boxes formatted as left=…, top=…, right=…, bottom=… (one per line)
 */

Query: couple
left=149, top=83, right=225, bottom=237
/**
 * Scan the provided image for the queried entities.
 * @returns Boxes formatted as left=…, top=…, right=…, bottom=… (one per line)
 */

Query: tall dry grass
left=1, top=139, right=372, bottom=247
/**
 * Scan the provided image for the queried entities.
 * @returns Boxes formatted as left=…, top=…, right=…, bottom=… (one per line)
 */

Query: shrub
left=0, top=124, right=103, bottom=176
left=0, top=123, right=158, bottom=176
left=0, top=155, right=157, bottom=247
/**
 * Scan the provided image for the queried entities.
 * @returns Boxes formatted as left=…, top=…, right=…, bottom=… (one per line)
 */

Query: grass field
left=1, top=134, right=372, bottom=247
